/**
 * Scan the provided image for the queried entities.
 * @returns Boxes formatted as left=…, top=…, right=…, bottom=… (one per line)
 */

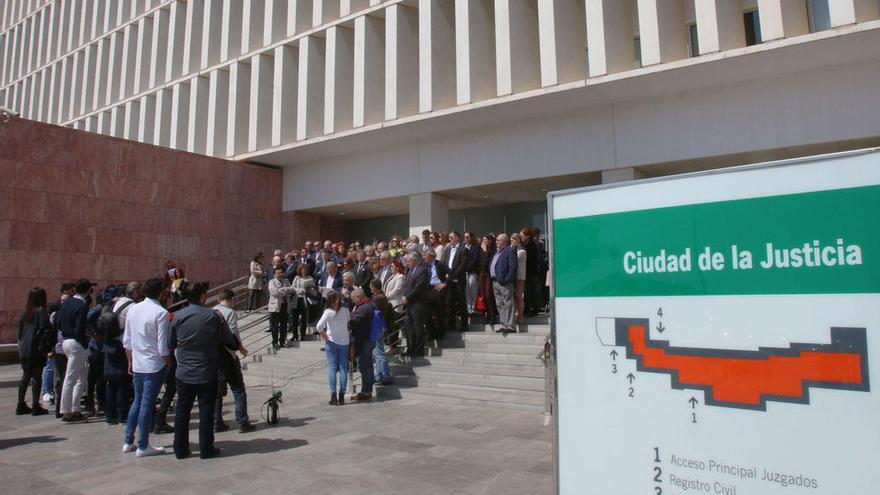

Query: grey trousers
left=492, top=281, right=516, bottom=330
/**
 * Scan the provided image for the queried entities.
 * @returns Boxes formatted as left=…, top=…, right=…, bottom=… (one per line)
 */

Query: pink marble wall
left=0, top=117, right=285, bottom=343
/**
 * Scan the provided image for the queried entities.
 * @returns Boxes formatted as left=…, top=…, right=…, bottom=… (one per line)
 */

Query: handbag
left=475, top=293, right=486, bottom=313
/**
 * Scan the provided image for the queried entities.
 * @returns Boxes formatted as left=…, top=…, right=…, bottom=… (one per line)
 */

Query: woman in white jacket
left=247, top=253, right=266, bottom=310
left=384, top=260, right=406, bottom=313
left=316, top=291, right=351, bottom=406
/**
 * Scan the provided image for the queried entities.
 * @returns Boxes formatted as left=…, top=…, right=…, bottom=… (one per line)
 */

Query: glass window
left=807, top=0, right=831, bottom=32
left=688, top=23, right=699, bottom=57
left=744, top=10, right=762, bottom=45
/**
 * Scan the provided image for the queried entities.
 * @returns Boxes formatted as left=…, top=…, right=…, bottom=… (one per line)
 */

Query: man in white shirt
left=213, top=290, right=255, bottom=433
left=122, top=278, right=173, bottom=457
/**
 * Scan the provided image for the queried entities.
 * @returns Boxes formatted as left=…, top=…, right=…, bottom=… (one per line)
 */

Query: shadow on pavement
left=0, top=435, right=66, bottom=450
left=215, top=437, right=308, bottom=457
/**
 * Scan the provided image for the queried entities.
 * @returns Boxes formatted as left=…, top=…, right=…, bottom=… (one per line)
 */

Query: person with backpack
left=16, top=287, right=53, bottom=416
left=348, top=288, right=375, bottom=402
left=99, top=282, right=141, bottom=425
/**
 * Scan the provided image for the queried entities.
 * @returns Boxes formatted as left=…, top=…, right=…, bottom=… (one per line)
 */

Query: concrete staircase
left=238, top=311, right=551, bottom=413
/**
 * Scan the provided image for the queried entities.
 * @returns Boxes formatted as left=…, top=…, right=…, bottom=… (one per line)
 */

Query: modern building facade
left=2, top=0, right=880, bottom=241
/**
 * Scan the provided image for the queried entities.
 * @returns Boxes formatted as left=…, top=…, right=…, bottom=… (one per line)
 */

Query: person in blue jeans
left=370, top=294, right=393, bottom=385
left=349, top=288, right=375, bottom=402
left=316, top=291, right=350, bottom=406
left=122, top=278, right=173, bottom=457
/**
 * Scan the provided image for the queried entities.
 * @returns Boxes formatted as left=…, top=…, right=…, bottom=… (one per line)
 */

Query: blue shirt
left=429, top=263, right=441, bottom=286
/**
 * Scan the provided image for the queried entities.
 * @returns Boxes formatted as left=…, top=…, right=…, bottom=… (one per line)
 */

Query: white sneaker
left=122, top=443, right=135, bottom=453
left=135, top=445, right=165, bottom=457
left=42, top=393, right=52, bottom=404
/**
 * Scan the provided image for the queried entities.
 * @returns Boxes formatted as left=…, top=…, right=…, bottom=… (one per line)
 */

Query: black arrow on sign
left=610, top=349, right=618, bottom=361
left=656, top=322, right=666, bottom=333
left=626, top=373, right=636, bottom=384
left=689, top=397, right=699, bottom=409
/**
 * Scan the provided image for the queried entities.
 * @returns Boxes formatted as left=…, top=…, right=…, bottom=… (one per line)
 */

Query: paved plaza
left=0, top=364, right=554, bottom=495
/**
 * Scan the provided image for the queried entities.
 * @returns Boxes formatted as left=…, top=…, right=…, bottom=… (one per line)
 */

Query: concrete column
left=138, top=93, right=156, bottom=142
left=495, top=0, right=541, bottom=95
left=153, top=87, right=173, bottom=146
left=201, top=0, right=223, bottom=68
left=272, top=44, right=298, bottom=146
left=342, top=0, right=370, bottom=17
left=149, top=7, right=168, bottom=88
left=90, top=0, right=104, bottom=39
left=289, top=0, right=314, bottom=35
left=385, top=4, right=418, bottom=120
left=133, top=16, right=153, bottom=93
left=226, top=61, right=251, bottom=156
left=56, top=57, right=71, bottom=122
left=27, top=73, right=39, bottom=119
left=35, top=9, right=47, bottom=68
left=638, top=0, right=688, bottom=66
left=585, top=0, right=635, bottom=77
left=602, top=167, right=645, bottom=184
left=207, top=68, right=230, bottom=156
left=78, top=0, right=93, bottom=46
left=37, top=67, right=49, bottom=121
left=353, top=14, right=384, bottom=127
left=26, top=15, right=37, bottom=73
left=119, top=23, right=138, bottom=98
left=65, top=0, right=80, bottom=52
left=695, top=0, right=746, bottom=54
left=242, top=0, right=266, bottom=54
left=116, top=2, right=131, bottom=28
left=97, top=110, right=111, bottom=134
left=297, top=35, right=325, bottom=140
left=123, top=99, right=140, bottom=140
left=46, top=63, right=59, bottom=123
left=183, top=0, right=204, bottom=73
left=68, top=50, right=83, bottom=120
left=454, top=0, right=495, bottom=105
left=79, top=43, right=96, bottom=114
left=92, top=37, right=106, bottom=111
left=265, top=0, right=288, bottom=46
left=249, top=53, right=273, bottom=151
left=537, top=0, right=586, bottom=86
left=409, top=193, right=449, bottom=236
left=829, top=0, right=878, bottom=27
left=187, top=75, right=209, bottom=153
left=105, top=31, right=122, bottom=104
left=324, top=25, right=354, bottom=134
left=313, top=0, right=340, bottom=27
left=757, top=0, right=809, bottom=41
left=221, top=0, right=243, bottom=60
left=170, top=81, right=191, bottom=149
left=164, top=1, right=186, bottom=82
left=103, top=0, right=118, bottom=33
left=419, top=0, right=456, bottom=113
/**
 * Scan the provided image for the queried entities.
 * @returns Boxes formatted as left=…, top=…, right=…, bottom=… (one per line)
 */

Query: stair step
left=410, top=368, right=545, bottom=392
left=439, top=341, right=543, bottom=355
left=426, top=349, right=542, bottom=365
left=397, top=385, right=545, bottom=412
left=405, top=358, right=544, bottom=378
left=445, top=332, right=548, bottom=345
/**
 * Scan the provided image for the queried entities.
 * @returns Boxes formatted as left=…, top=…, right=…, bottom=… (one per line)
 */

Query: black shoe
left=329, top=395, right=338, bottom=406
left=380, top=380, right=394, bottom=386
left=200, top=447, right=221, bottom=459
left=238, top=422, right=256, bottom=433
left=176, top=449, right=192, bottom=459
left=106, top=419, right=119, bottom=425
left=16, top=403, right=32, bottom=415
left=337, top=396, right=345, bottom=406
left=153, top=423, right=174, bottom=434
left=31, top=405, right=49, bottom=416
left=61, top=415, right=86, bottom=423
left=214, top=422, right=230, bottom=433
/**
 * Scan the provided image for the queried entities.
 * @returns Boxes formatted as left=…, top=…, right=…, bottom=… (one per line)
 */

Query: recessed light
left=482, top=195, right=489, bottom=199
left=339, top=212, right=346, bottom=216
left=541, top=188, right=548, bottom=192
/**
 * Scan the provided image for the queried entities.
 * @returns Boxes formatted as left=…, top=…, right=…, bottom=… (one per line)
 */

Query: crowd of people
left=14, top=276, right=255, bottom=459
left=246, top=228, right=549, bottom=399
left=12, top=226, right=549, bottom=456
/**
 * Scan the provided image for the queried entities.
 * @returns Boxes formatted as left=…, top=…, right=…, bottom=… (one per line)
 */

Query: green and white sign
left=550, top=150, right=880, bottom=494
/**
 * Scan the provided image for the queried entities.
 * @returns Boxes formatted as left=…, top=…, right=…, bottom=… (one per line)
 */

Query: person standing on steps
left=57, top=279, right=95, bottom=423
left=315, top=291, right=350, bottom=406
left=169, top=283, right=240, bottom=459
left=123, top=278, right=173, bottom=457
left=247, top=253, right=267, bottom=311
left=490, top=234, right=519, bottom=334
left=213, top=289, right=256, bottom=433
left=349, top=288, right=375, bottom=402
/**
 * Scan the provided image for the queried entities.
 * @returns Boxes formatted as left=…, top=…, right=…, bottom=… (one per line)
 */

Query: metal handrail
left=167, top=276, right=250, bottom=312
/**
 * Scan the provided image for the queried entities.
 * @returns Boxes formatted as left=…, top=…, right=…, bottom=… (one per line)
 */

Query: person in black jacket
left=16, top=288, right=51, bottom=416
left=423, top=249, right=450, bottom=341
left=402, top=252, right=431, bottom=356
left=444, top=232, right=469, bottom=334
left=57, top=278, right=94, bottom=422
left=348, top=288, right=375, bottom=401
left=463, top=232, right=481, bottom=315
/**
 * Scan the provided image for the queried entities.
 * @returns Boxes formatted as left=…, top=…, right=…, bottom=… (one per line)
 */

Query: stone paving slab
left=0, top=364, right=553, bottom=495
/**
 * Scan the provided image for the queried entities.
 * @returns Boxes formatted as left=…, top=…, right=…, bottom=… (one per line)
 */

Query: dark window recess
left=688, top=23, right=699, bottom=57
left=744, top=10, right=762, bottom=46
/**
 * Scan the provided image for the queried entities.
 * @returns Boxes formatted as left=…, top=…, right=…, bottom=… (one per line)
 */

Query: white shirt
left=316, top=307, right=351, bottom=346
left=214, top=304, right=240, bottom=357
left=447, top=243, right=460, bottom=269
left=123, top=298, right=171, bottom=373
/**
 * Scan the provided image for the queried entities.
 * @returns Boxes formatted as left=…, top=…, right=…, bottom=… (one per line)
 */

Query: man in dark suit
left=402, top=252, right=430, bottom=356
left=354, top=251, right=374, bottom=294
left=490, top=234, right=518, bottom=333
left=521, top=228, right=540, bottom=317
left=284, top=251, right=300, bottom=283
left=318, top=261, right=344, bottom=300
left=422, top=249, right=450, bottom=341
left=463, top=232, right=481, bottom=315
left=443, top=232, right=469, bottom=333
